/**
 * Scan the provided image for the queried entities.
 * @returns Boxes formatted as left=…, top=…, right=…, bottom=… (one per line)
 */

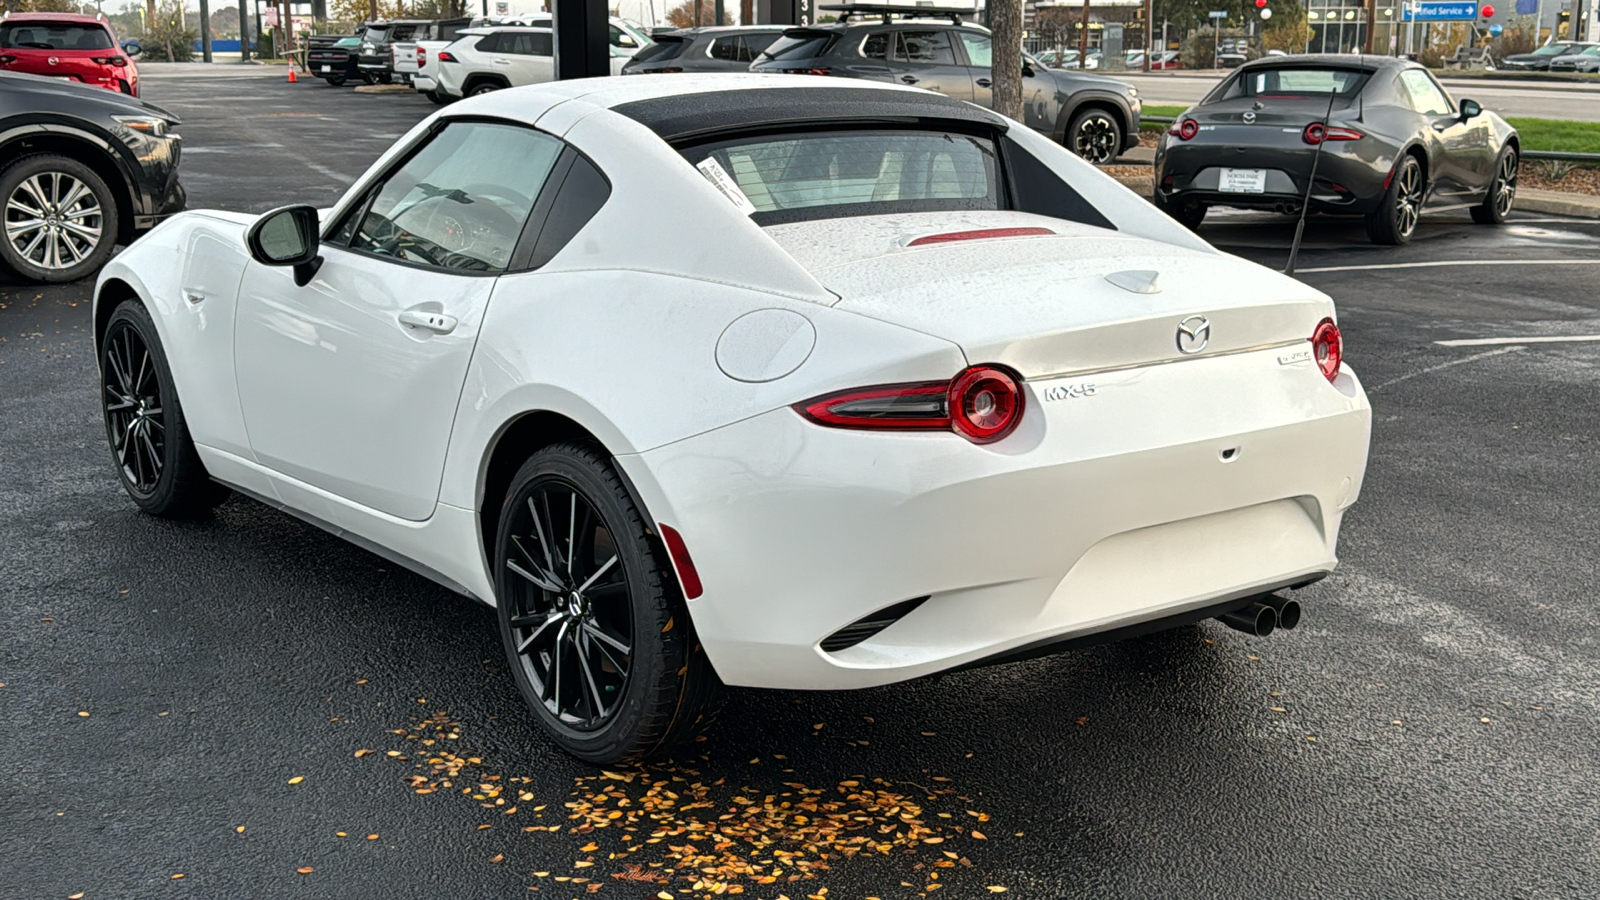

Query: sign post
left=1209, top=10, right=1226, bottom=68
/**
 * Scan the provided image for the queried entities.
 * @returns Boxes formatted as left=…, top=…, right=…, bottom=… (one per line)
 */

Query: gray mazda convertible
left=1153, top=55, right=1519, bottom=245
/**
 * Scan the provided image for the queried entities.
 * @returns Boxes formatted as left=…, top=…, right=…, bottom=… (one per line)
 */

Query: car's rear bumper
left=1156, top=136, right=1391, bottom=214
left=622, top=347, right=1371, bottom=690
left=413, top=74, right=437, bottom=90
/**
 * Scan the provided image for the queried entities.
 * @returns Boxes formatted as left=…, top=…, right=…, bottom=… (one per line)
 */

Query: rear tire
left=1366, top=154, right=1423, bottom=245
left=1067, top=108, right=1123, bottom=164
left=0, top=153, right=119, bottom=284
left=1154, top=191, right=1207, bottom=230
left=494, top=443, right=722, bottom=764
left=1470, top=147, right=1517, bottom=225
left=101, top=300, right=231, bottom=518
left=468, top=81, right=503, bottom=96
left=326, top=75, right=347, bottom=86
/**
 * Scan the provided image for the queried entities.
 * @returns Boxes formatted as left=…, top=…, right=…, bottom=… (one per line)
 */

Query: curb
left=1517, top=188, right=1600, bottom=219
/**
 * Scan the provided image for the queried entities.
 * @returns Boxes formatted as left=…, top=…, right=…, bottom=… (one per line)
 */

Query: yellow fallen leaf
left=972, top=830, right=987, bottom=840
left=235, top=826, right=246, bottom=834
left=1480, top=717, right=1491, bottom=724
left=335, top=832, right=347, bottom=837
left=1271, top=707, right=1287, bottom=713
left=366, top=834, right=379, bottom=841
left=77, top=711, right=89, bottom=717
left=987, top=887, right=1007, bottom=893
left=658, top=893, right=675, bottom=899
left=287, top=776, right=304, bottom=785
left=534, top=872, right=550, bottom=878
left=354, top=749, right=372, bottom=758
left=489, top=854, right=504, bottom=863
left=69, top=894, right=85, bottom=899
left=574, top=861, right=594, bottom=868
left=580, top=843, right=598, bottom=852
left=922, top=837, right=944, bottom=844
left=170, top=874, right=184, bottom=880
left=296, top=867, right=314, bottom=875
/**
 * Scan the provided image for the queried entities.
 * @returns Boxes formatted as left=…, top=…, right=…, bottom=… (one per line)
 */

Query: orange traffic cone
left=287, top=64, right=297, bottom=83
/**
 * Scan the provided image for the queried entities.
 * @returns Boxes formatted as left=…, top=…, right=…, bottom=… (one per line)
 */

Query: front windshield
left=1534, top=43, right=1578, bottom=55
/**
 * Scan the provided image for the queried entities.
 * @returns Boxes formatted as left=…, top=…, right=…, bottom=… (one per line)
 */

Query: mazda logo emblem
left=1177, top=315, right=1210, bottom=354
left=47, top=56, right=60, bottom=66
left=1242, top=111, right=1256, bottom=124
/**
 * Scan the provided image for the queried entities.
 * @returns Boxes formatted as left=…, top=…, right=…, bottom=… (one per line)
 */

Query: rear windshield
left=631, top=35, right=687, bottom=62
left=1, top=22, right=114, bottom=51
left=759, top=30, right=836, bottom=61
left=365, top=25, right=391, bottom=41
left=1213, top=66, right=1371, bottom=100
left=683, top=128, right=1001, bottom=225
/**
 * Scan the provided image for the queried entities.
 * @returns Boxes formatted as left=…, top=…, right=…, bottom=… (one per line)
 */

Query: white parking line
left=1436, top=335, right=1600, bottom=347
left=1365, top=347, right=1524, bottom=393
left=1297, top=259, right=1600, bottom=274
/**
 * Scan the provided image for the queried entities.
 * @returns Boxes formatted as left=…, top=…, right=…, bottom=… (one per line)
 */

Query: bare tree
left=988, top=0, right=1023, bottom=120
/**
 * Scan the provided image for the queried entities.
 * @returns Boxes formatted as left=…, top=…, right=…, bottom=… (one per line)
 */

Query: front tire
left=1067, top=108, right=1123, bottom=164
left=0, top=154, right=119, bottom=284
left=101, top=300, right=231, bottom=517
left=1366, top=154, right=1424, bottom=245
left=1470, top=147, right=1517, bottom=225
left=494, top=443, right=721, bottom=764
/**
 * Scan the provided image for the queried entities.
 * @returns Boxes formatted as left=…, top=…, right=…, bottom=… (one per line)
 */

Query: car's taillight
left=1168, top=118, right=1199, bottom=140
left=437, top=51, right=457, bottom=63
left=92, top=56, right=127, bottom=66
left=1303, top=123, right=1363, bottom=144
left=795, top=364, right=1025, bottom=445
left=417, top=48, right=427, bottom=68
left=781, top=67, right=830, bottom=75
left=1310, top=317, right=1342, bottom=383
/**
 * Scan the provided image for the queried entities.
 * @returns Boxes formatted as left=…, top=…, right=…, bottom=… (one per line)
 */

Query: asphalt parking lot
left=3, top=69, right=1599, bottom=899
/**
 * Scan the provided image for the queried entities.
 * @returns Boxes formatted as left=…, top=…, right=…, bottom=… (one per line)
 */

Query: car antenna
left=1284, top=87, right=1340, bottom=278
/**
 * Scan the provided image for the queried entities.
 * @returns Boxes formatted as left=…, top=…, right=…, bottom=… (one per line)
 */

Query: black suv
left=748, top=5, right=1141, bottom=163
left=0, top=70, right=183, bottom=283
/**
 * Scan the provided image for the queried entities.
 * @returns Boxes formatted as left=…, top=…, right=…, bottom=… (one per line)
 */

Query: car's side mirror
left=1459, top=98, right=1482, bottom=119
left=1022, top=58, right=1035, bottom=77
left=246, top=205, right=323, bottom=287
left=122, top=39, right=143, bottom=58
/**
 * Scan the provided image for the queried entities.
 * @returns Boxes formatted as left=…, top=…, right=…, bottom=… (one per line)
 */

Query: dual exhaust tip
left=1219, top=594, right=1301, bottom=637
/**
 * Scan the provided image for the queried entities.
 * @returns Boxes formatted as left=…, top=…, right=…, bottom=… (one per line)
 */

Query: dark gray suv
left=747, top=7, right=1141, bottom=163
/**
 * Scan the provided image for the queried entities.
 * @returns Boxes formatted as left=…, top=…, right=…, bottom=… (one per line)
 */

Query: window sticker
left=695, top=157, right=757, bottom=217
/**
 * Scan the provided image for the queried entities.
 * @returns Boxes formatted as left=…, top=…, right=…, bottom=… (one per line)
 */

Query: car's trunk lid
left=765, top=211, right=1332, bottom=378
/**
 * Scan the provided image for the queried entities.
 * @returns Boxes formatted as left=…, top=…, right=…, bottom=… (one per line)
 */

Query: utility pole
left=714, top=0, right=724, bottom=23
left=989, top=0, right=1023, bottom=119
left=238, top=0, right=251, bottom=59
left=200, top=0, right=213, bottom=60
left=1143, top=0, right=1152, bottom=69
left=1363, top=0, right=1374, bottom=52
left=1077, top=0, right=1089, bottom=67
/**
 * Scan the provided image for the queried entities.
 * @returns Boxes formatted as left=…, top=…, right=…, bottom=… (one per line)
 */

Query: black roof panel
left=612, top=85, right=1009, bottom=144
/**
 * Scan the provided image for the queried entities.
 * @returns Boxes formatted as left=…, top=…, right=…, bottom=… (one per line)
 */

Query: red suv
left=0, top=13, right=140, bottom=97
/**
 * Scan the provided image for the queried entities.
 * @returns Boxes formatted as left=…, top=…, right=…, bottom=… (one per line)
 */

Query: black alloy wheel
left=1367, top=154, right=1424, bottom=245
left=494, top=443, right=721, bottom=764
left=469, top=82, right=501, bottom=97
left=0, top=154, right=119, bottom=284
left=1471, top=148, right=1518, bottom=225
left=100, top=300, right=230, bottom=517
left=1068, top=109, right=1123, bottom=165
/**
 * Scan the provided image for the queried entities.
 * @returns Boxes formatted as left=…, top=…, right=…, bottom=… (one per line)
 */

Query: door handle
left=976, top=77, right=992, bottom=87
left=398, top=309, right=458, bottom=334
left=900, top=74, right=919, bottom=84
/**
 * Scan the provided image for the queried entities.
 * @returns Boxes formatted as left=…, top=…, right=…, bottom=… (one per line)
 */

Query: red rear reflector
left=795, top=364, right=1025, bottom=445
left=659, top=524, right=703, bottom=599
left=907, top=227, right=1054, bottom=247
left=1310, top=317, right=1342, bottom=383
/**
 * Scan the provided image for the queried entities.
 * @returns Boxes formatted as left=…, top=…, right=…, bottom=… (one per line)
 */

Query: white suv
left=433, top=27, right=555, bottom=99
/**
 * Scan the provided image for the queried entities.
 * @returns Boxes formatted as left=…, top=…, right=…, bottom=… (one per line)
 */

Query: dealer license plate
left=320, top=65, right=332, bottom=73
left=1219, top=168, right=1267, bottom=193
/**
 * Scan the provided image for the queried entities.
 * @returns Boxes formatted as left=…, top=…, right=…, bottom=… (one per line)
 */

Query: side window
left=742, top=32, right=781, bottom=59
left=346, top=122, right=563, bottom=272
left=958, top=31, right=991, bottom=68
left=527, top=32, right=552, bottom=56
left=709, top=37, right=738, bottom=60
left=893, top=30, right=956, bottom=65
left=1400, top=69, right=1451, bottom=115
left=861, top=31, right=890, bottom=60
left=475, top=32, right=502, bottom=53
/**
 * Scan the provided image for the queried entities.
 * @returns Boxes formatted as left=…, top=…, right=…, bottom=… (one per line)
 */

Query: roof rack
left=816, top=3, right=978, bottom=24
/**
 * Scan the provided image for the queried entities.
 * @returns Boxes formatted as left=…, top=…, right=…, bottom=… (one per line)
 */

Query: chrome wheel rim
left=1493, top=151, right=1517, bottom=218
left=1395, top=162, right=1422, bottom=238
left=103, top=323, right=165, bottom=493
left=1073, top=115, right=1119, bottom=164
left=5, top=171, right=103, bottom=271
left=503, top=481, right=632, bottom=731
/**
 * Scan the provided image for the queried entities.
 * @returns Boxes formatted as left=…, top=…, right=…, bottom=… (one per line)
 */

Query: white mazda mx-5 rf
left=94, top=75, right=1371, bottom=763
